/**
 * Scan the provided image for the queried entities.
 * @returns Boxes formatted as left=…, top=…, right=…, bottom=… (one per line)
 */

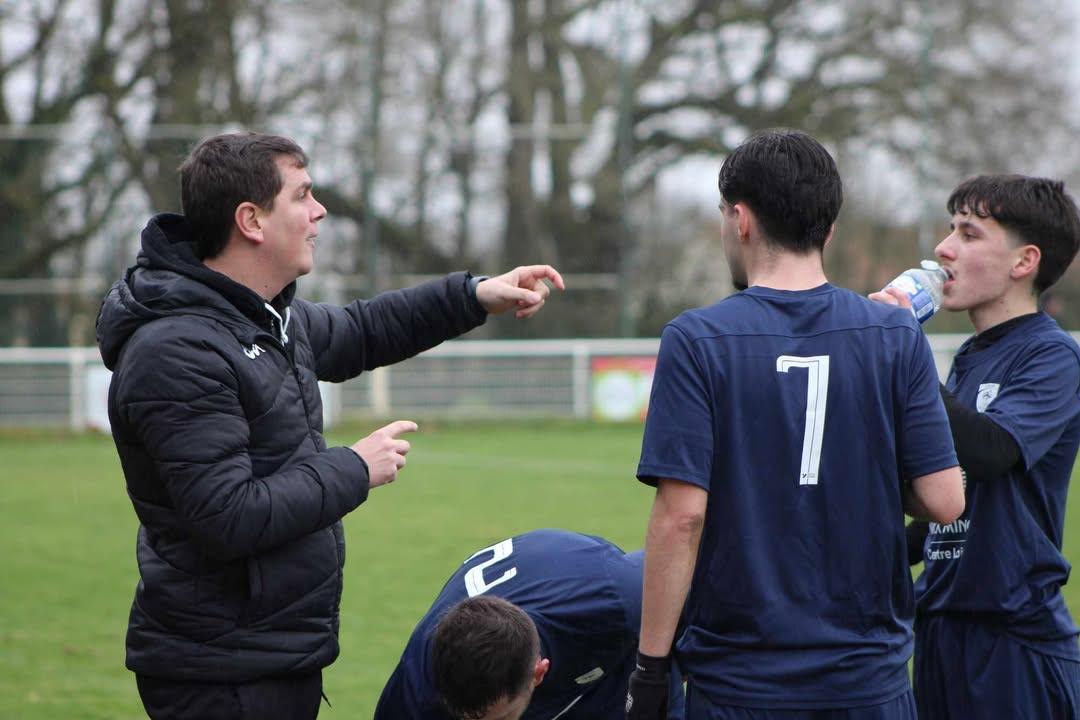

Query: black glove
left=626, top=651, right=670, bottom=720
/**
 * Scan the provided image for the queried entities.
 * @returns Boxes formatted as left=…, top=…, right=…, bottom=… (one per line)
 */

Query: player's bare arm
left=639, top=479, right=707, bottom=656
left=905, top=466, right=964, bottom=523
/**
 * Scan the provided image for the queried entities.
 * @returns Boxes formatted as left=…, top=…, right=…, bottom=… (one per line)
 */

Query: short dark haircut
left=432, top=596, right=539, bottom=719
left=179, top=132, right=308, bottom=259
left=947, top=174, right=1080, bottom=294
left=717, top=128, right=843, bottom=253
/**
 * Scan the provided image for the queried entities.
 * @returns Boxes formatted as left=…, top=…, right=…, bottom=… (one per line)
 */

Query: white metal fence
left=0, top=334, right=1047, bottom=430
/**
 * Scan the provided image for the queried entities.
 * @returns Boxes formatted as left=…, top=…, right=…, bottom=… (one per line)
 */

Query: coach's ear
left=533, top=658, right=550, bottom=687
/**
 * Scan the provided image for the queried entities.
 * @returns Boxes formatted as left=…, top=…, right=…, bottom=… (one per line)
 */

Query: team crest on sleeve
left=976, top=383, right=1000, bottom=412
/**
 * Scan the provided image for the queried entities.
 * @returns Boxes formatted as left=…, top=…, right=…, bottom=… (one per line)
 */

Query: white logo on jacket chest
left=243, top=343, right=265, bottom=359
left=976, top=383, right=1000, bottom=412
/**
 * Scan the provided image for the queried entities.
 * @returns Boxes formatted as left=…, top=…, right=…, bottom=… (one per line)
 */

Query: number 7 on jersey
left=776, top=355, right=830, bottom=486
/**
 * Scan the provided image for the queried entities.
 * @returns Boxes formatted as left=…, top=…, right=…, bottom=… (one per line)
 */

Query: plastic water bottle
left=883, top=260, right=947, bottom=324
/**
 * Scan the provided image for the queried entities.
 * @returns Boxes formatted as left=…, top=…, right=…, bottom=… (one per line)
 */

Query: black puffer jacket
left=97, top=213, right=486, bottom=682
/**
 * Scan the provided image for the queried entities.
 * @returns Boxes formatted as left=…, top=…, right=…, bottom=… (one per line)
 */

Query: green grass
left=0, top=420, right=1077, bottom=719
left=0, top=421, right=654, bottom=719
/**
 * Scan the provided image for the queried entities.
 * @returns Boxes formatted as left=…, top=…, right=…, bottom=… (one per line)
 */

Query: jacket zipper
left=258, top=323, right=345, bottom=627
left=259, top=329, right=321, bottom=449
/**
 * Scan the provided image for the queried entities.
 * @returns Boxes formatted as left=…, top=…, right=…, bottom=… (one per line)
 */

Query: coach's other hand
left=351, top=420, right=418, bottom=488
left=476, top=265, right=565, bottom=319
left=626, top=651, right=669, bottom=720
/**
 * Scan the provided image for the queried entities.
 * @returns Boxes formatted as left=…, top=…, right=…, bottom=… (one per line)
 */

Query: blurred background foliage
left=1, top=0, right=1078, bottom=345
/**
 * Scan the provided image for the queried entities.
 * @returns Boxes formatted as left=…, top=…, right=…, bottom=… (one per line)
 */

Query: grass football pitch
left=1, top=420, right=1078, bottom=719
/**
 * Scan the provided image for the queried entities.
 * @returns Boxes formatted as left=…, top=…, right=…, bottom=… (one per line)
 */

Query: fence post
left=371, top=366, right=391, bottom=417
left=69, top=350, right=86, bottom=431
left=319, top=381, right=342, bottom=429
left=572, top=343, right=589, bottom=419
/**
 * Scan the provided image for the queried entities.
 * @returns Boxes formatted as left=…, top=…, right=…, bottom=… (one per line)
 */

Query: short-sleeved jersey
left=915, top=313, right=1080, bottom=658
left=374, top=529, right=674, bottom=720
left=637, top=284, right=958, bottom=709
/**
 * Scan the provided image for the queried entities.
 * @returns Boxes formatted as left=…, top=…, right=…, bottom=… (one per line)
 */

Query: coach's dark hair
left=179, top=132, right=308, bottom=259
left=432, top=596, right=539, bottom=719
left=947, top=174, right=1080, bottom=294
left=717, top=128, right=843, bottom=253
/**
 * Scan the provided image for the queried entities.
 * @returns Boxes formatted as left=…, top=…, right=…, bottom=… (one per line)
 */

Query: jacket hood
left=96, top=213, right=296, bottom=369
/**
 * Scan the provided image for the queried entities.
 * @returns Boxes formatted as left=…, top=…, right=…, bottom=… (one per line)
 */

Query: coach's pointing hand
left=476, top=265, right=565, bottom=319
left=351, top=420, right=418, bottom=488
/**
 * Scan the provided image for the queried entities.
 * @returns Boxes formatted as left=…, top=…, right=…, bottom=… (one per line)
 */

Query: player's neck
left=746, top=249, right=827, bottom=291
left=970, top=288, right=1038, bottom=335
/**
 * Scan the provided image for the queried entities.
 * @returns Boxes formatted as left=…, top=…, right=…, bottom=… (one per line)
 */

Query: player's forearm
left=939, top=383, right=1022, bottom=480
left=639, top=481, right=705, bottom=657
left=904, top=466, right=965, bottom=524
left=902, top=485, right=932, bottom=520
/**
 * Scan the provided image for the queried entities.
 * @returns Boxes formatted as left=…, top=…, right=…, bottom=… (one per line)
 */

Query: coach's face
left=260, top=157, right=327, bottom=283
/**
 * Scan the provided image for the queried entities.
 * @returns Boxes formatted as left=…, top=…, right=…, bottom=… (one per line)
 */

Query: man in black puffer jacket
left=96, top=132, right=564, bottom=720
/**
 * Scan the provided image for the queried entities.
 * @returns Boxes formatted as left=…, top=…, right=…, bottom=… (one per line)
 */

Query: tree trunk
left=502, top=1, right=539, bottom=270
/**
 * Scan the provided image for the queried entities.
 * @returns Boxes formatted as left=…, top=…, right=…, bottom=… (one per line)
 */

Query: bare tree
left=2, top=0, right=1076, bottom=343
left=486, top=0, right=1077, bottom=332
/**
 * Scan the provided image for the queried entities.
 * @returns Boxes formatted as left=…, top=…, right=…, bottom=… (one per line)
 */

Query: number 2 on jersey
left=463, top=538, right=517, bottom=597
left=776, top=355, right=830, bottom=486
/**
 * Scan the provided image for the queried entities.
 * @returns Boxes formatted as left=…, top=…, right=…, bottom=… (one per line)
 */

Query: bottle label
left=890, top=274, right=935, bottom=322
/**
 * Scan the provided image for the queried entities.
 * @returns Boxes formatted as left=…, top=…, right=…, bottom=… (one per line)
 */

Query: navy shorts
left=685, top=686, right=915, bottom=720
left=914, top=614, right=1080, bottom=720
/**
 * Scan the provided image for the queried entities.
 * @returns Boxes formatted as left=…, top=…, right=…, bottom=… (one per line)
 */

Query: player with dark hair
left=432, top=596, right=543, bottom=719
left=873, top=174, right=1080, bottom=718
left=374, top=529, right=684, bottom=719
left=97, top=132, right=563, bottom=719
left=626, top=129, right=964, bottom=720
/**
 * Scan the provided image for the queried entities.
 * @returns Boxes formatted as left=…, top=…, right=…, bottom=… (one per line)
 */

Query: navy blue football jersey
left=374, top=529, right=684, bottom=719
left=915, top=313, right=1080, bottom=657
left=637, top=284, right=957, bottom=708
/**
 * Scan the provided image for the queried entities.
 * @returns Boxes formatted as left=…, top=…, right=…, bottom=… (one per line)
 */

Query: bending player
left=375, top=528, right=684, bottom=719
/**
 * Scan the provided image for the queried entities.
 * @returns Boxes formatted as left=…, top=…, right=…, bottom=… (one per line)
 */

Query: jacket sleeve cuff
left=330, top=446, right=370, bottom=509
left=463, top=271, right=489, bottom=318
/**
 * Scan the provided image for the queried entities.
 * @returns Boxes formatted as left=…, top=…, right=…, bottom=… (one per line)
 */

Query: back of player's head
left=432, top=596, right=539, bottom=719
left=947, top=174, right=1080, bottom=293
left=717, top=128, right=843, bottom=253
left=179, top=132, right=308, bottom=260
